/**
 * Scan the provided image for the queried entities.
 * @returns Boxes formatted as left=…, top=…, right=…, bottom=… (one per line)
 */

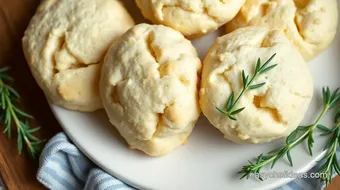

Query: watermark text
left=249, top=171, right=327, bottom=180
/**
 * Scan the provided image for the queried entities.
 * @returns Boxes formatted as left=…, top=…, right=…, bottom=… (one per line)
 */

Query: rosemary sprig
left=0, top=67, right=42, bottom=158
left=316, top=107, right=340, bottom=186
left=216, top=53, right=277, bottom=120
left=239, top=87, right=340, bottom=180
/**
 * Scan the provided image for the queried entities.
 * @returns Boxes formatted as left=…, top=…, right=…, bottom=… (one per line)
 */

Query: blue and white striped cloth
left=37, top=133, right=339, bottom=190
left=37, top=133, right=134, bottom=190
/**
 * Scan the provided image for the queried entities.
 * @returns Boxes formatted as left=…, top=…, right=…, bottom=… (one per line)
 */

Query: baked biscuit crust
left=200, top=27, right=313, bottom=144
left=136, top=0, right=246, bottom=38
left=22, top=0, right=134, bottom=111
left=227, top=0, right=338, bottom=60
left=100, top=24, right=201, bottom=156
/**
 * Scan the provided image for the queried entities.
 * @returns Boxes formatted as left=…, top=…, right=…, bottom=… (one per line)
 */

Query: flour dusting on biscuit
left=22, top=0, right=134, bottom=111
left=200, top=27, right=313, bottom=144
left=226, top=0, right=338, bottom=60
left=136, top=0, right=246, bottom=38
left=100, top=24, right=201, bottom=156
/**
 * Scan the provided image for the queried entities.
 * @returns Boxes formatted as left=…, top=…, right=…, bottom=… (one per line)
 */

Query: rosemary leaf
left=287, top=150, right=293, bottom=166
left=0, top=67, right=42, bottom=158
left=317, top=124, right=332, bottom=133
left=7, top=86, right=20, bottom=98
left=286, top=129, right=298, bottom=144
left=316, top=114, right=340, bottom=186
left=228, top=115, right=237, bottom=121
left=242, top=70, right=248, bottom=86
left=226, top=92, right=234, bottom=111
left=255, top=58, right=261, bottom=73
left=28, top=127, right=41, bottom=133
left=216, top=107, right=228, bottom=115
left=307, top=133, right=314, bottom=156
left=239, top=87, right=340, bottom=181
left=259, top=64, right=278, bottom=74
left=230, top=107, right=245, bottom=115
left=13, top=107, right=33, bottom=119
left=249, top=82, right=266, bottom=90
left=259, top=53, right=277, bottom=71
left=216, top=54, right=277, bottom=120
left=0, top=74, right=14, bottom=81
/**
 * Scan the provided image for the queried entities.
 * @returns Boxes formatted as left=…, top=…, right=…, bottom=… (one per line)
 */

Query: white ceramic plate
left=50, top=3, right=340, bottom=190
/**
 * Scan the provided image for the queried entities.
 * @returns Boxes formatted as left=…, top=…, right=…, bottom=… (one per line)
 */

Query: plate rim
left=50, top=104, right=328, bottom=190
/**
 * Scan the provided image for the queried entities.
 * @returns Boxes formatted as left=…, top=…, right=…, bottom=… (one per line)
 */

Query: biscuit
left=226, top=0, right=338, bottom=60
left=22, top=0, right=134, bottom=111
left=136, top=0, right=246, bottom=38
left=100, top=24, right=202, bottom=156
left=200, top=27, right=313, bottom=144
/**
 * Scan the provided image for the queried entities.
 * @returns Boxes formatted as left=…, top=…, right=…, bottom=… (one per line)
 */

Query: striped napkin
left=37, top=133, right=339, bottom=190
left=37, top=133, right=134, bottom=190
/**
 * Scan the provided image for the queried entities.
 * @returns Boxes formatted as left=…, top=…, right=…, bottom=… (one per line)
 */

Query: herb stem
left=24, top=136, right=34, bottom=154
left=4, top=83, right=32, bottom=154
left=317, top=117, right=340, bottom=185
left=217, top=54, right=277, bottom=120
left=230, top=73, right=258, bottom=112
left=326, top=142, right=337, bottom=171
left=289, top=105, right=329, bottom=149
left=253, top=155, right=277, bottom=171
left=239, top=87, right=340, bottom=180
left=0, top=68, right=42, bottom=158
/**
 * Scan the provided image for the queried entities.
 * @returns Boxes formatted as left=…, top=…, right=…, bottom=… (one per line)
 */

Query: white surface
left=50, top=8, right=340, bottom=190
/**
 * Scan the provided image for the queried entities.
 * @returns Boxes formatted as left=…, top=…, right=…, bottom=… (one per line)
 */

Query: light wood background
left=0, top=0, right=338, bottom=189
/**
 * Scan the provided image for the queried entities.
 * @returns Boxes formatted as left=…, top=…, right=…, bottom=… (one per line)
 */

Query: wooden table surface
left=0, top=0, right=339, bottom=189
left=0, top=0, right=62, bottom=189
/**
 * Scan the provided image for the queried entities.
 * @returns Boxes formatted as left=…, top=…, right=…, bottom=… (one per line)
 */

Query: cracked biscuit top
left=22, top=0, right=134, bottom=111
left=226, top=0, right=338, bottom=61
left=100, top=24, right=201, bottom=156
left=200, top=27, right=313, bottom=144
left=135, top=0, right=246, bottom=38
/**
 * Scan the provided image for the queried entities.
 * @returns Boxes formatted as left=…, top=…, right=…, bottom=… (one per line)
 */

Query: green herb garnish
left=0, top=67, right=42, bottom=158
left=216, top=53, right=277, bottom=120
left=239, top=87, right=340, bottom=180
left=317, top=106, right=340, bottom=186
